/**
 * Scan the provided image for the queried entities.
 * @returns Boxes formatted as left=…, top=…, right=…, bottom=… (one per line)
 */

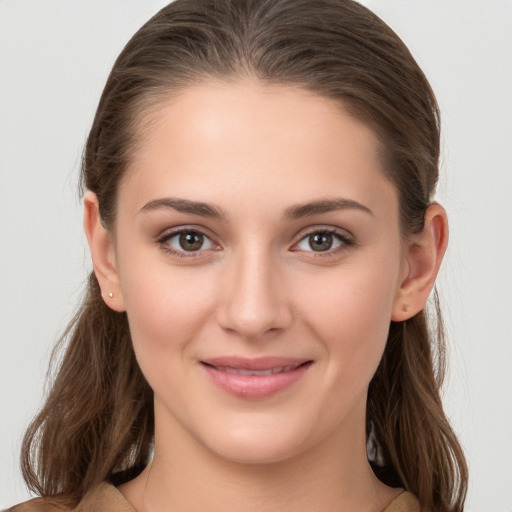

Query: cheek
left=118, top=259, right=217, bottom=379
left=296, top=257, right=400, bottom=386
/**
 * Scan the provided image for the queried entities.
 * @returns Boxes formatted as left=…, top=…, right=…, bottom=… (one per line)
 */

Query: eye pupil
left=179, top=232, right=204, bottom=251
left=309, top=233, right=333, bottom=251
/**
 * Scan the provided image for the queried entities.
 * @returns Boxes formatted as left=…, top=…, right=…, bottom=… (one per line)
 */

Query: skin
left=84, top=80, right=448, bottom=512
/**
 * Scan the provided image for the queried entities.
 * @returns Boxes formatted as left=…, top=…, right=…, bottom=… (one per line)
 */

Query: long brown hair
left=21, top=1, right=467, bottom=510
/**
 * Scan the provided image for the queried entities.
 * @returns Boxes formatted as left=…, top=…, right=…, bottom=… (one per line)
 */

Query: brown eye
left=308, top=233, right=334, bottom=252
left=293, top=229, right=351, bottom=255
left=179, top=231, right=204, bottom=251
left=161, top=229, right=215, bottom=255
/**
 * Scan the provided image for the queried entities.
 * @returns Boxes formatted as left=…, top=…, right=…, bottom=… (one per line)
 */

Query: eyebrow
left=139, top=196, right=373, bottom=221
left=140, top=197, right=229, bottom=220
left=283, top=197, right=373, bottom=220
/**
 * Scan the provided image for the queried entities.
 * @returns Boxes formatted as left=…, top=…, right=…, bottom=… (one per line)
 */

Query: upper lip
left=201, top=356, right=311, bottom=371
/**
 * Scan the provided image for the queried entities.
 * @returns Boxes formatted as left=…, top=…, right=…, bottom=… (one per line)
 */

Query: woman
left=9, top=0, right=467, bottom=511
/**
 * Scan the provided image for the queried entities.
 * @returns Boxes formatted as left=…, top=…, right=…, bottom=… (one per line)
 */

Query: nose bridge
left=217, top=242, right=291, bottom=338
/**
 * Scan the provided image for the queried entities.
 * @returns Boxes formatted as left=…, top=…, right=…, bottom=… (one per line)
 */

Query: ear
left=391, top=203, right=448, bottom=321
left=83, top=191, right=126, bottom=312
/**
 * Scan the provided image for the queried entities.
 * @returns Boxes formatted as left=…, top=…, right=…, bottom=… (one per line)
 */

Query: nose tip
left=216, top=256, right=292, bottom=340
left=222, top=298, right=286, bottom=339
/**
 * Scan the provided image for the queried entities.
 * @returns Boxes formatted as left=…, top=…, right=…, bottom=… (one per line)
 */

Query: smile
left=211, top=364, right=302, bottom=376
left=200, top=357, right=313, bottom=399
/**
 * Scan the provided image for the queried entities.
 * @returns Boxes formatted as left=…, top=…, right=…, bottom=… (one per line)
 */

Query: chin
left=214, top=439, right=306, bottom=466
left=199, top=416, right=316, bottom=466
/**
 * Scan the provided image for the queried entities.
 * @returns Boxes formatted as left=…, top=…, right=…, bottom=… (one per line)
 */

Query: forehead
left=120, top=80, right=397, bottom=220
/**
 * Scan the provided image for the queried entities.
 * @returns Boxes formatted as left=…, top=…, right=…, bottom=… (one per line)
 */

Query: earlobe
left=83, top=192, right=126, bottom=312
left=391, top=203, right=448, bottom=321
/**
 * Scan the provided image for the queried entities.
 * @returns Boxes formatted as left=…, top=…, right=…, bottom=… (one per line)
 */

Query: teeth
left=237, top=368, right=273, bottom=376
left=215, top=364, right=299, bottom=376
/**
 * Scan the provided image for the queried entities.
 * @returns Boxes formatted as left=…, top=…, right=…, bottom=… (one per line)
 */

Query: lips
left=213, top=364, right=302, bottom=376
left=200, top=357, right=312, bottom=399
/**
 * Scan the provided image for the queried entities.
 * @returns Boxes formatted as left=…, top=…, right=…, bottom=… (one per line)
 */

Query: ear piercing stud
left=108, top=292, right=114, bottom=299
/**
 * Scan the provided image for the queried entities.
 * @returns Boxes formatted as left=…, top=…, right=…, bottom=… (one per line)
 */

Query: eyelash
left=156, top=226, right=354, bottom=260
left=291, top=228, right=354, bottom=257
left=156, top=227, right=219, bottom=259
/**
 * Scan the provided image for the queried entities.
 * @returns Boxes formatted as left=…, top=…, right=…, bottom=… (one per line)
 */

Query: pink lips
left=200, top=357, right=312, bottom=399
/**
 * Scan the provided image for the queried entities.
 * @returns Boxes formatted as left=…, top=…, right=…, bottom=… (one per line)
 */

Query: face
left=110, top=80, right=408, bottom=465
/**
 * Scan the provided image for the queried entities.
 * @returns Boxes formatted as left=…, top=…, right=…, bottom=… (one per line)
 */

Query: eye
left=158, top=228, right=217, bottom=257
left=293, top=229, right=352, bottom=253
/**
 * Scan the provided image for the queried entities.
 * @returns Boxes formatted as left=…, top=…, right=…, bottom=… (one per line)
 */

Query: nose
left=215, top=247, right=293, bottom=340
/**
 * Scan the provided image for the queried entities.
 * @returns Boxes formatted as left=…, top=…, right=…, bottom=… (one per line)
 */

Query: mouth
left=207, top=364, right=304, bottom=376
left=200, top=357, right=313, bottom=399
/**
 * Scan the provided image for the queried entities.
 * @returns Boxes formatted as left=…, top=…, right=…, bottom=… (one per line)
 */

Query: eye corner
left=156, top=226, right=222, bottom=260
left=289, top=227, right=355, bottom=257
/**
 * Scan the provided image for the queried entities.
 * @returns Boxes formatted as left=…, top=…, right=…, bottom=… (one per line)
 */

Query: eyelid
left=156, top=225, right=221, bottom=258
left=154, top=224, right=354, bottom=260
left=289, top=226, right=355, bottom=254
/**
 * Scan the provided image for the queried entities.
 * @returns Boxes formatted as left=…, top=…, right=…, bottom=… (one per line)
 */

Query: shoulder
left=383, top=490, right=420, bottom=512
left=4, top=498, right=70, bottom=512
left=5, top=482, right=134, bottom=512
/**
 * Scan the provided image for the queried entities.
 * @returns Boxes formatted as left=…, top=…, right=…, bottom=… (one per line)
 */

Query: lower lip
left=201, top=362, right=312, bottom=399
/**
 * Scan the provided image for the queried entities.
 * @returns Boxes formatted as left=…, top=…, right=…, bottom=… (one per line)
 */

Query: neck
left=119, top=399, right=398, bottom=512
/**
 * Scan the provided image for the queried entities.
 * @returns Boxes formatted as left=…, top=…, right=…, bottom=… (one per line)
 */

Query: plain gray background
left=1, top=1, right=511, bottom=509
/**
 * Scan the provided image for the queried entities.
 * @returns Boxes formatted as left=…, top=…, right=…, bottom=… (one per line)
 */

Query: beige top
left=7, top=483, right=420, bottom=512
